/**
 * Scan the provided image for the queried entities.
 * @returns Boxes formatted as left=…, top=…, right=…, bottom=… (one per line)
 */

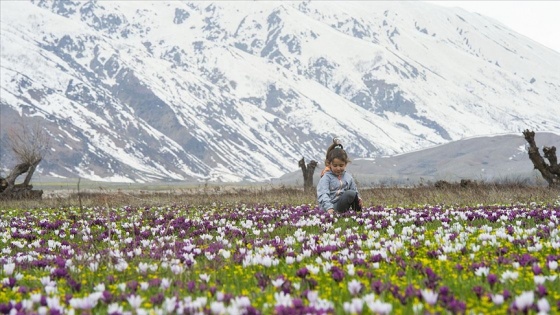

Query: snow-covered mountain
left=1, top=1, right=559, bottom=183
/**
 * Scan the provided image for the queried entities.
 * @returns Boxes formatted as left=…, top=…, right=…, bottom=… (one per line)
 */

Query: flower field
left=1, top=201, right=559, bottom=314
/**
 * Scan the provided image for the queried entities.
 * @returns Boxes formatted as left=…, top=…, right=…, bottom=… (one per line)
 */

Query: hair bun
left=333, top=138, right=343, bottom=150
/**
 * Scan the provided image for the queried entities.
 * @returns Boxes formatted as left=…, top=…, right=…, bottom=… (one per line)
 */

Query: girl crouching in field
left=317, top=142, right=362, bottom=214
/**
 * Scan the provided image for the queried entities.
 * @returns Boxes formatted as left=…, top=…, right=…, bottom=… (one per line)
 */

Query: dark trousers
left=333, top=190, right=361, bottom=212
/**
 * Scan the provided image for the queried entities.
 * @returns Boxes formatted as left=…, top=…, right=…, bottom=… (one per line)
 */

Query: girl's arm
left=317, top=177, right=334, bottom=212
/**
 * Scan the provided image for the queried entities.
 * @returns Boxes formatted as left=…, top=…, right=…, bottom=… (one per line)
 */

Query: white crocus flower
left=219, top=249, right=231, bottom=259
left=492, top=294, right=505, bottom=305
left=534, top=275, right=547, bottom=285
left=474, top=267, right=490, bottom=277
left=137, top=262, right=149, bottom=275
left=127, top=294, right=143, bottom=309
left=513, top=291, right=534, bottom=311
left=306, top=264, right=320, bottom=275
left=347, top=279, right=362, bottom=296
left=93, top=283, right=105, bottom=292
left=366, top=299, right=392, bottom=315
left=343, top=298, right=363, bottom=314
left=421, top=289, right=438, bottom=305
left=346, top=264, right=355, bottom=276
left=501, top=270, right=519, bottom=282
left=170, top=264, right=184, bottom=275
left=412, top=303, right=424, bottom=314
left=2, top=263, right=15, bottom=276
left=200, top=273, right=210, bottom=283
left=107, top=303, right=124, bottom=314
left=271, top=278, right=285, bottom=288
left=537, top=298, right=550, bottom=313
left=210, top=301, right=226, bottom=314
left=274, top=292, right=292, bottom=307
left=160, top=278, right=171, bottom=290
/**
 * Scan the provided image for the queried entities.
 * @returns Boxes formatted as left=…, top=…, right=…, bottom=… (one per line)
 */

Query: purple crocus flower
left=503, top=289, right=511, bottom=300
left=199, top=283, right=207, bottom=292
left=40, top=295, right=47, bottom=306
left=150, top=293, right=164, bottom=305
left=405, top=284, right=420, bottom=299
left=5, top=278, right=16, bottom=288
left=439, top=286, right=450, bottom=297
left=54, top=257, right=66, bottom=268
left=0, top=303, right=11, bottom=313
left=127, top=280, right=139, bottom=292
left=472, top=286, right=485, bottom=299
left=296, top=267, right=309, bottom=279
left=518, top=253, right=538, bottom=267
left=17, top=286, right=28, bottom=294
left=49, top=309, right=62, bottom=315
left=292, top=298, right=304, bottom=309
left=535, top=284, right=547, bottom=298
left=371, top=280, right=384, bottom=294
left=487, top=274, right=498, bottom=288
left=330, top=266, right=344, bottom=282
left=187, top=281, right=196, bottom=292
left=102, top=290, right=113, bottom=303
left=67, top=278, right=81, bottom=292
left=106, top=275, right=116, bottom=284
left=51, top=268, right=68, bottom=279
left=448, top=299, right=467, bottom=313
left=209, top=286, right=217, bottom=296
left=281, top=279, right=291, bottom=294
left=148, top=278, right=162, bottom=288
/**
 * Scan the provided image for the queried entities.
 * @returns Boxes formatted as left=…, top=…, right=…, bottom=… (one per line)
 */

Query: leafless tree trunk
left=523, top=129, right=560, bottom=187
left=0, top=121, right=49, bottom=200
left=299, top=157, right=318, bottom=193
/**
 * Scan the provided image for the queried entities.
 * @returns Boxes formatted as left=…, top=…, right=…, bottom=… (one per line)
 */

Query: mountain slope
left=1, top=1, right=559, bottom=183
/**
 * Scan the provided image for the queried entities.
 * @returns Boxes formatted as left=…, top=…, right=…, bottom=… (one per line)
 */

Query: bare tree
left=0, top=121, right=50, bottom=199
left=522, top=129, right=560, bottom=187
left=299, top=157, right=318, bottom=193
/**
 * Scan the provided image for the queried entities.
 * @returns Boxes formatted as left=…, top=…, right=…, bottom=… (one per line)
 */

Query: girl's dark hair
left=326, top=146, right=350, bottom=165
left=324, top=138, right=350, bottom=165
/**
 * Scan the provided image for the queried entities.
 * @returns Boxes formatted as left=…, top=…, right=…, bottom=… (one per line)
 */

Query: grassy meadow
left=1, top=182, right=559, bottom=314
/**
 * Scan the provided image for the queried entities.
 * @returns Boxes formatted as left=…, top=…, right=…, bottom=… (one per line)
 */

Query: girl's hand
left=358, top=198, right=363, bottom=208
left=328, top=209, right=334, bottom=215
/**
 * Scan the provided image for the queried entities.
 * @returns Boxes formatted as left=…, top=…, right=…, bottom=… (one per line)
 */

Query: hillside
left=274, top=132, right=560, bottom=187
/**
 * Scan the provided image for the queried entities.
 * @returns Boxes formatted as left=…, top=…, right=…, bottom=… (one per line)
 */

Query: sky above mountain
left=427, top=1, right=560, bottom=53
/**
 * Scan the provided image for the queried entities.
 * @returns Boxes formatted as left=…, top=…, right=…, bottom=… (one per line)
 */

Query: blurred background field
left=5, top=177, right=559, bottom=210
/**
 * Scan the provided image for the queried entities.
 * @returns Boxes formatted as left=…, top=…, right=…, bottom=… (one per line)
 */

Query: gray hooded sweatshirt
left=317, top=170, right=359, bottom=211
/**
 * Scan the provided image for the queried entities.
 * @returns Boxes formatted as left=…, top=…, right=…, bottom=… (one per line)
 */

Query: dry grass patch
left=1, top=181, right=558, bottom=209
